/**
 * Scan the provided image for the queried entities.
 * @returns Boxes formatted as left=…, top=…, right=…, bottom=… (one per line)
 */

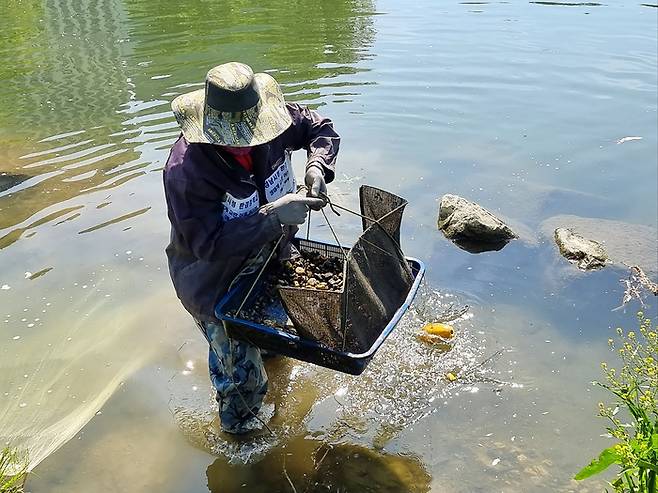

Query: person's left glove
left=304, top=163, right=327, bottom=210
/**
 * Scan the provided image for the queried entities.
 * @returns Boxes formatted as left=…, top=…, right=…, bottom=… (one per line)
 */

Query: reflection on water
left=0, top=0, right=377, bottom=473
left=170, top=350, right=325, bottom=465
left=206, top=438, right=431, bottom=493
left=529, top=1, right=602, bottom=6
left=0, top=0, right=376, bottom=235
left=77, top=206, right=151, bottom=234
left=0, top=0, right=656, bottom=491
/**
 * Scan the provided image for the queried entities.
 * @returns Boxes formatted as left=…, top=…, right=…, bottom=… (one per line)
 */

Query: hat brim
left=171, top=73, right=292, bottom=147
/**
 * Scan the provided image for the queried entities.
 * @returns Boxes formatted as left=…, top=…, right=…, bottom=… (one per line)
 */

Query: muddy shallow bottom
left=2, top=0, right=656, bottom=491
left=27, top=258, right=642, bottom=492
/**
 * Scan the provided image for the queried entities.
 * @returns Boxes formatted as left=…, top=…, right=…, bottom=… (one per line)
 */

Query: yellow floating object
left=446, top=372, right=458, bottom=382
left=416, top=332, right=453, bottom=351
left=422, top=322, right=454, bottom=339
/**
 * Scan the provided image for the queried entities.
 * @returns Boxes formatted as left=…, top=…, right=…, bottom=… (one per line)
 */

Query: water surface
left=1, top=0, right=656, bottom=491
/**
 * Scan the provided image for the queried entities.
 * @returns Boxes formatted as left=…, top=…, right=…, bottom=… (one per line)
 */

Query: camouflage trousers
left=197, top=320, right=268, bottom=434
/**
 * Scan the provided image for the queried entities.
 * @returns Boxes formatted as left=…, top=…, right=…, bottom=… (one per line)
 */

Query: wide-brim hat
left=171, top=62, right=292, bottom=147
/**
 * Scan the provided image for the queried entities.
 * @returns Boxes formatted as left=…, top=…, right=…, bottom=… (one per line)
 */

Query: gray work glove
left=304, top=163, right=327, bottom=210
left=260, top=193, right=325, bottom=225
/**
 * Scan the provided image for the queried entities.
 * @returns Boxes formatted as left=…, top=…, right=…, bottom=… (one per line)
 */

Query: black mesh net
left=278, top=186, right=414, bottom=353
left=359, top=185, right=408, bottom=245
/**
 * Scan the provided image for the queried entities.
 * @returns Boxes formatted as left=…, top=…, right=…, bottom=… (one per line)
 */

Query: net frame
left=277, top=186, right=413, bottom=352
left=277, top=240, right=348, bottom=347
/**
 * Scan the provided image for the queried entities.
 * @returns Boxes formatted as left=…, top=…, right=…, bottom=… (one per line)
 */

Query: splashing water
left=322, top=283, right=517, bottom=445
left=169, top=281, right=519, bottom=462
left=169, top=350, right=329, bottom=464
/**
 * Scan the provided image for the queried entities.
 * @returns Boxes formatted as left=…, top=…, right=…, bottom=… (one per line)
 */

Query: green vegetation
left=0, top=447, right=27, bottom=493
left=575, top=313, right=658, bottom=492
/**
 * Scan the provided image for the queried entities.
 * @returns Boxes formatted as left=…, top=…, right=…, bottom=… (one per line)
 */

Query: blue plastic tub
left=215, top=239, right=425, bottom=375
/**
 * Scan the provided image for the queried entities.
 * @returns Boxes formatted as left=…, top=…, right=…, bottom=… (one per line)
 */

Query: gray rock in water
left=437, top=194, right=518, bottom=251
left=554, top=228, right=608, bottom=270
left=541, top=215, right=658, bottom=279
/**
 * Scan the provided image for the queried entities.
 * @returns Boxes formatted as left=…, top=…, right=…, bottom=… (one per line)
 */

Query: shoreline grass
left=0, top=447, right=27, bottom=493
left=575, top=312, right=657, bottom=492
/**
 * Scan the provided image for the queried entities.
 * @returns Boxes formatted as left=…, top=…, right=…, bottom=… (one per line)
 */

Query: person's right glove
left=304, top=164, right=328, bottom=211
left=260, top=193, right=325, bottom=225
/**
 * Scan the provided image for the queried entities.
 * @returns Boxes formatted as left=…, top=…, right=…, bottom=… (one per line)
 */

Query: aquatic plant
left=575, top=312, right=658, bottom=492
left=0, top=447, right=27, bottom=493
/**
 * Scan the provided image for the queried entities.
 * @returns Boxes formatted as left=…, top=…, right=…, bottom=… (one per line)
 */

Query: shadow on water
left=0, top=173, right=30, bottom=193
left=449, top=237, right=512, bottom=254
left=206, top=437, right=432, bottom=493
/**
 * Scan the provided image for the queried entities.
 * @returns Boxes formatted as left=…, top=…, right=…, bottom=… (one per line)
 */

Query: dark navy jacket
left=163, top=103, right=339, bottom=321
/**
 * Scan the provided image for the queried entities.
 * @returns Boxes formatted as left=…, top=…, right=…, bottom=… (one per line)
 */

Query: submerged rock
left=554, top=228, right=608, bottom=270
left=541, top=215, right=658, bottom=278
left=437, top=194, right=517, bottom=252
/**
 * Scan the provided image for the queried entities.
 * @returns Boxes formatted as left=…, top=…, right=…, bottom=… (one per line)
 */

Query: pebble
left=230, top=249, right=345, bottom=327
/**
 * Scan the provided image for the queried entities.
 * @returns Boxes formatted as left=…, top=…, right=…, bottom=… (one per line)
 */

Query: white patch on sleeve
left=264, top=152, right=296, bottom=203
left=221, top=190, right=260, bottom=222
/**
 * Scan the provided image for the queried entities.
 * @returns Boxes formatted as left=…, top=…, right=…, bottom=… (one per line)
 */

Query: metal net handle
left=318, top=191, right=408, bottom=258
left=319, top=192, right=408, bottom=236
left=235, top=234, right=284, bottom=317
left=299, top=187, right=356, bottom=259
left=300, top=186, right=395, bottom=241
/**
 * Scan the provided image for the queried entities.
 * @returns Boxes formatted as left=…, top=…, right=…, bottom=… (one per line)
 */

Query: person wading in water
left=163, top=62, right=339, bottom=433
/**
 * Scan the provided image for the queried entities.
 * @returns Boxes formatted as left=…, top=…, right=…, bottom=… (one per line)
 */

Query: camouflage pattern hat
left=171, top=62, right=292, bottom=147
